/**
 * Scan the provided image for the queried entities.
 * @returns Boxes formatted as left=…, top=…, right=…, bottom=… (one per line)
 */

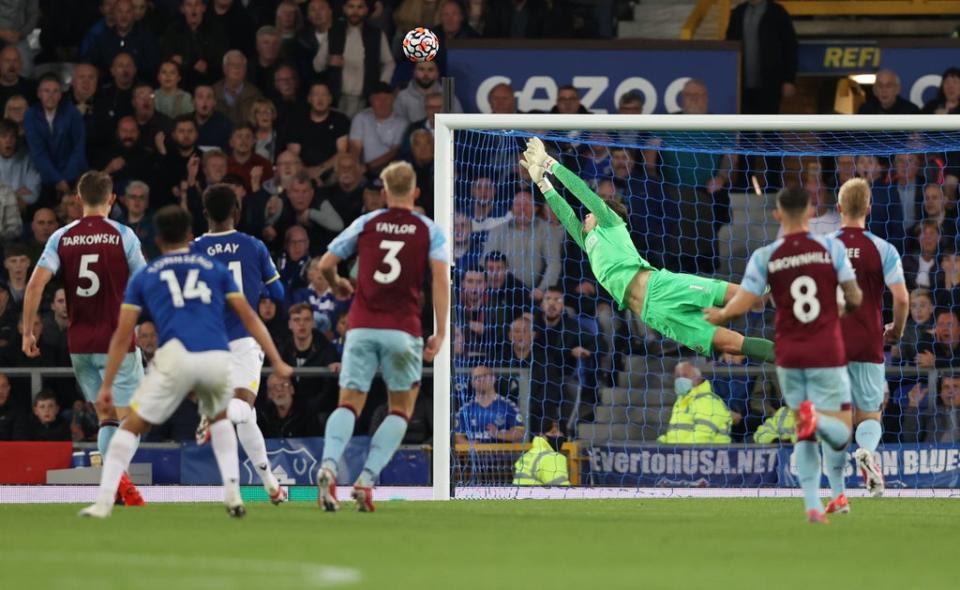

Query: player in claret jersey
left=705, top=187, right=863, bottom=523
left=831, top=178, right=909, bottom=505
left=21, top=171, right=148, bottom=506
left=314, top=161, right=449, bottom=512
left=193, top=184, right=288, bottom=505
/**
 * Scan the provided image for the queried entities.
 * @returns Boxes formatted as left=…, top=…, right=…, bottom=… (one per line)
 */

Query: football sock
left=855, top=419, right=882, bottom=453
left=236, top=413, right=279, bottom=492
left=97, top=420, right=119, bottom=458
left=356, top=414, right=408, bottom=487
left=98, top=420, right=140, bottom=466
left=226, top=398, right=253, bottom=424
left=794, top=440, right=823, bottom=512
left=741, top=337, right=775, bottom=363
left=210, top=419, right=240, bottom=502
left=321, top=406, right=357, bottom=476
left=816, top=414, right=851, bottom=450
left=94, top=429, right=137, bottom=507
left=821, top=441, right=847, bottom=499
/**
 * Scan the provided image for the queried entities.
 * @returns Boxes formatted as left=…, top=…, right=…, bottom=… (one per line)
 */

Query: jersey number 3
left=160, top=269, right=212, bottom=308
left=374, top=240, right=404, bottom=285
left=790, top=275, right=821, bottom=323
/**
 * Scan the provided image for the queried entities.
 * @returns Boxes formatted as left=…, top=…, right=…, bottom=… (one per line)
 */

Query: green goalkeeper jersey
left=541, top=161, right=655, bottom=309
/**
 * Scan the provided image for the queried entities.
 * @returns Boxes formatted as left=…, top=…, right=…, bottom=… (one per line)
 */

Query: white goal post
left=431, top=114, right=960, bottom=501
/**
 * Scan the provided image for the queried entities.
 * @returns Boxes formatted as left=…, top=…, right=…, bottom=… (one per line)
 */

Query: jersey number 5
left=160, top=269, right=212, bottom=308
left=76, top=254, right=100, bottom=297
left=790, top=275, right=821, bottom=323
left=373, top=240, right=404, bottom=285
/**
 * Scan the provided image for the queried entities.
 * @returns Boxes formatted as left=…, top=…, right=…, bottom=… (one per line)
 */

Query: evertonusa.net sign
left=585, top=444, right=960, bottom=488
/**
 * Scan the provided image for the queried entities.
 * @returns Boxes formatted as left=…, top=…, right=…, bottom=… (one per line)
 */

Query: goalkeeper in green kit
left=520, top=137, right=774, bottom=361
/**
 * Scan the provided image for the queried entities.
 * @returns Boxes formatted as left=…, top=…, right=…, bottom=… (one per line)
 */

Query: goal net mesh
left=449, top=126, right=960, bottom=493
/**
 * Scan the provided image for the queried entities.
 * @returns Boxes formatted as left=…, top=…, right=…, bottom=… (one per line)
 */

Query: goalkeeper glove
left=520, top=137, right=557, bottom=190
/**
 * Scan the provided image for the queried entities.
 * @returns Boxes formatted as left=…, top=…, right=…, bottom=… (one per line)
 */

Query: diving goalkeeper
left=520, top=137, right=774, bottom=361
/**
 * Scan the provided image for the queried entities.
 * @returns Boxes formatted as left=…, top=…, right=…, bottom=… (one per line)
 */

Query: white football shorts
left=130, top=339, right=232, bottom=425
left=228, top=336, right=265, bottom=394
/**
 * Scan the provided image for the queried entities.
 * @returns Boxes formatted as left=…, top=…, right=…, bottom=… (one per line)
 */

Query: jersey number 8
left=790, top=275, right=820, bottom=323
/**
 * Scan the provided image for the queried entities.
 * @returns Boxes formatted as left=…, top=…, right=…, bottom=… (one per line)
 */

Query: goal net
left=433, top=115, right=960, bottom=499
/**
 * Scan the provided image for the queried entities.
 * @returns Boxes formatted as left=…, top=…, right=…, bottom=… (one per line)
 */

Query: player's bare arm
left=425, top=258, right=450, bottom=363
left=838, top=279, right=863, bottom=317
left=704, top=289, right=761, bottom=326
left=227, top=295, right=294, bottom=379
left=884, top=281, right=910, bottom=343
left=318, top=251, right=354, bottom=299
left=20, top=266, right=53, bottom=357
left=97, top=306, right=141, bottom=411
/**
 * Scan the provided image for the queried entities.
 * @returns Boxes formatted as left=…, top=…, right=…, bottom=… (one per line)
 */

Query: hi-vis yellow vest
left=512, top=436, right=571, bottom=486
left=657, top=381, right=732, bottom=444
left=754, top=406, right=797, bottom=444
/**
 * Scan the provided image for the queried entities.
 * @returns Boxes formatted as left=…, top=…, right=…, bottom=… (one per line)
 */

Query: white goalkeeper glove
left=520, top=137, right=556, bottom=190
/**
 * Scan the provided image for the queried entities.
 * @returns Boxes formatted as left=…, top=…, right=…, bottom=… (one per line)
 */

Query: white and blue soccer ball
left=402, top=27, right=440, bottom=63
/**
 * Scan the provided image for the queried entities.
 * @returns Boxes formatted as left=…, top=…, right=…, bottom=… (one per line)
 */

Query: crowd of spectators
left=0, top=1, right=958, bottom=448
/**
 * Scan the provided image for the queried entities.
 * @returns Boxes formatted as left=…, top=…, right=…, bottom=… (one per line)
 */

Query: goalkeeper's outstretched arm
left=521, top=137, right=622, bottom=251
left=547, top=161, right=623, bottom=228
left=538, top=177, right=586, bottom=250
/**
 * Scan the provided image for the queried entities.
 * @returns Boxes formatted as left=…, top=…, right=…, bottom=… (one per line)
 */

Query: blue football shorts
left=339, top=328, right=424, bottom=393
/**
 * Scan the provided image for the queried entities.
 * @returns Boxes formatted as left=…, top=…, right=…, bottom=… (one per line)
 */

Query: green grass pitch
left=0, top=497, right=956, bottom=590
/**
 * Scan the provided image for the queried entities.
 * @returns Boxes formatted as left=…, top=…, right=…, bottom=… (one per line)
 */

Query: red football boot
left=825, top=493, right=850, bottom=514
left=796, top=400, right=818, bottom=441
left=117, top=472, right=145, bottom=507
left=317, top=467, right=340, bottom=512
left=806, top=509, right=829, bottom=524
left=351, top=486, right=375, bottom=513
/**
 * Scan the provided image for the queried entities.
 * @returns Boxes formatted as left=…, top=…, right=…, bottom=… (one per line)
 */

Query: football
left=402, top=27, right=440, bottom=63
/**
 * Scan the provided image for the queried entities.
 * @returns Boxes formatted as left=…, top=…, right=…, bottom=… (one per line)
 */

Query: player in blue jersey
left=192, top=185, right=289, bottom=505
left=80, top=206, right=293, bottom=519
left=315, top=161, right=448, bottom=512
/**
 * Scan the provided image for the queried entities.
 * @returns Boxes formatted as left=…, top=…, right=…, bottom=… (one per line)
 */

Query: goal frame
left=431, top=113, right=958, bottom=500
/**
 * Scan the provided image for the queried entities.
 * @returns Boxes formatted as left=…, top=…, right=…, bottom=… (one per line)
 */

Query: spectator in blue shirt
left=292, top=257, right=350, bottom=335
left=455, top=364, right=525, bottom=444
left=0, top=118, right=40, bottom=208
left=23, top=74, right=87, bottom=207
left=193, top=84, right=233, bottom=151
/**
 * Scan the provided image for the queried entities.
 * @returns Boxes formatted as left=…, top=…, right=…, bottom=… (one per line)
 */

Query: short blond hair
left=839, top=177, right=872, bottom=219
left=379, top=161, right=416, bottom=200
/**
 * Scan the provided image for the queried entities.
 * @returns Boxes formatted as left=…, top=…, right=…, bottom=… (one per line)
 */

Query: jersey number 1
left=374, top=240, right=404, bottom=284
left=160, top=269, right=212, bottom=308
left=228, top=260, right=244, bottom=294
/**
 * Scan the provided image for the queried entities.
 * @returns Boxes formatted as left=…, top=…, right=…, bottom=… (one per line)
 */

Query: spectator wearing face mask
left=512, top=417, right=570, bottom=486
left=658, top=361, right=733, bottom=444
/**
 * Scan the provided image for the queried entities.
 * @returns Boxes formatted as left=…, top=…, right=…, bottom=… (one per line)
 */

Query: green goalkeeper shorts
left=641, top=269, right=728, bottom=355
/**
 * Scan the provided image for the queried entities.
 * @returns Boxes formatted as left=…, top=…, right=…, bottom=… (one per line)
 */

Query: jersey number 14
left=160, top=269, right=212, bottom=307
